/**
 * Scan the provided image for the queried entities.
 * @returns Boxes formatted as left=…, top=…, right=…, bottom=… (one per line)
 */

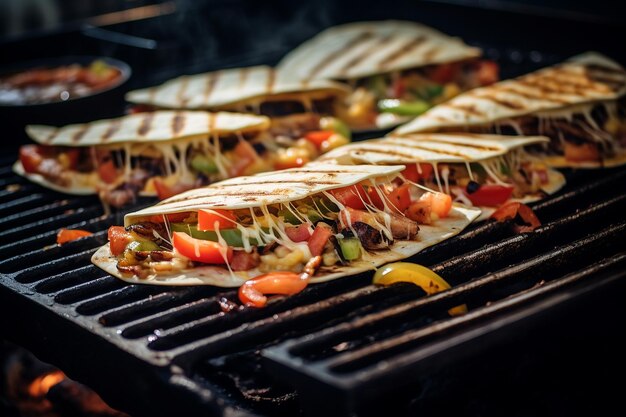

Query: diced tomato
left=108, top=226, right=132, bottom=256
left=564, top=142, right=600, bottom=162
left=420, top=192, right=452, bottom=218
left=230, top=250, right=261, bottom=271
left=285, top=225, right=313, bottom=242
left=330, top=184, right=369, bottom=210
left=238, top=271, right=307, bottom=308
left=386, top=184, right=412, bottom=212
left=148, top=212, right=191, bottom=223
left=153, top=178, right=194, bottom=200
left=56, top=228, right=93, bottom=245
left=491, top=202, right=541, bottom=232
left=474, top=60, right=500, bottom=86
left=228, top=140, right=258, bottom=177
left=304, top=130, right=334, bottom=150
left=172, top=231, right=232, bottom=264
left=405, top=200, right=432, bottom=224
left=198, top=209, right=237, bottom=231
left=308, top=224, right=333, bottom=257
left=97, top=160, right=118, bottom=184
left=19, top=145, right=44, bottom=174
left=465, top=184, right=514, bottom=207
left=366, top=185, right=386, bottom=209
left=427, top=63, right=459, bottom=84
left=401, top=163, right=433, bottom=183
left=391, top=77, right=406, bottom=98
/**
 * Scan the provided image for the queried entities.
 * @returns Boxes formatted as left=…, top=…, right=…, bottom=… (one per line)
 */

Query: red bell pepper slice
left=57, top=228, right=93, bottom=245
left=108, top=226, right=132, bottom=256
left=198, top=209, right=237, bottom=231
left=465, top=184, right=514, bottom=207
left=238, top=271, right=307, bottom=308
left=172, top=231, right=232, bottom=264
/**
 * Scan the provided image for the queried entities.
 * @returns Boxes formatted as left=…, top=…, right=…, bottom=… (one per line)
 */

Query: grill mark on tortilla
left=400, top=137, right=501, bottom=151
left=176, top=77, right=190, bottom=107
left=484, top=85, right=571, bottom=104
left=71, top=124, right=89, bottom=143
left=43, top=129, right=58, bottom=144
left=202, top=71, right=221, bottom=105
left=238, top=67, right=249, bottom=89
left=421, top=45, right=441, bottom=62
left=524, top=69, right=610, bottom=94
left=307, top=31, right=375, bottom=79
left=102, top=119, right=122, bottom=141
left=213, top=179, right=342, bottom=189
left=378, top=35, right=427, bottom=70
left=266, top=68, right=276, bottom=94
left=160, top=190, right=295, bottom=207
left=287, top=168, right=375, bottom=175
left=208, top=112, right=216, bottom=132
left=440, top=102, right=486, bottom=117
left=473, top=93, right=526, bottom=110
left=515, top=78, right=596, bottom=97
left=338, top=33, right=395, bottom=75
left=352, top=144, right=477, bottom=160
left=585, top=72, right=626, bottom=90
left=584, top=64, right=626, bottom=76
left=172, top=112, right=185, bottom=136
left=138, top=112, right=155, bottom=136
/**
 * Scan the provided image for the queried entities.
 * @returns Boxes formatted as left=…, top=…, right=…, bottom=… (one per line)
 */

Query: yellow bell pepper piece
left=373, top=262, right=467, bottom=316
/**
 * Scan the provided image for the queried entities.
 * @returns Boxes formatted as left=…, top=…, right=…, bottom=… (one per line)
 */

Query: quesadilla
left=91, top=164, right=480, bottom=287
left=14, top=110, right=339, bottom=207
left=125, top=65, right=352, bottom=150
left=276, top=20, right=498, bottom=130
left=317, top=133, right=566, bottom=216
left=394, top=52, right=626, bottom=168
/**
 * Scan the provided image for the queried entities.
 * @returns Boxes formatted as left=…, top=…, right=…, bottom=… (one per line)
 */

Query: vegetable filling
left=106, top=177, right=453, bottom=279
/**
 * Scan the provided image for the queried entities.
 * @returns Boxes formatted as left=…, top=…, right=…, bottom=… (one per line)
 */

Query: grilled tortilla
left=14, top=107, right=352, bottom=207
left=394, top=52, right=626, bottom=168
left=14, top=111, right=272, bottom=206
left=276, top=20, right=495, bottom=131
left=91, top=164, right=480, bottom=287
left=316, top=133, right=566, bottom=218
left=125, top=65, right=349, bottom=113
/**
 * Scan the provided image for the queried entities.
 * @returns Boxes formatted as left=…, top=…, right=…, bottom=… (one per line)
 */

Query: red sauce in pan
left=0, top=60, right=123, bottom=106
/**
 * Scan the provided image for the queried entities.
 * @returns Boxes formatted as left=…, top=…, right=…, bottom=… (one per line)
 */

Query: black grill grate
left=1, top=39, right=626, bottom=417
left=2, top=152, right=626, bottom=416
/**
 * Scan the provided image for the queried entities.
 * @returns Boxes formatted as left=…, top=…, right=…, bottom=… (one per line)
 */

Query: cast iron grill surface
left=1, top=26, right=626, bottom=417
left=2, top=145, right=626, bottom=417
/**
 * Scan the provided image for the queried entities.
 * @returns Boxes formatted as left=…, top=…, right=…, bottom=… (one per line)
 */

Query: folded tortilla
left=316, top=133, right=566, bottom=217
left=91, top=164, right=480, bottom=287
left=125, top=65, right=350, bottom=111
left=14, top=110, right=270, bottom=196
left=394, top=52, right=626, bottom=168
left=276, top=20, right=481, bottom=81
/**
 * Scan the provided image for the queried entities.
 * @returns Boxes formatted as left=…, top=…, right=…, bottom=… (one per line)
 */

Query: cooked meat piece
left=348, top=222, right=386, bottom=250
left=383, top=212, right=420, bottom=240
left=126, top=222, right=166, bottom=241
left=231, top=249, right=261, bottom=271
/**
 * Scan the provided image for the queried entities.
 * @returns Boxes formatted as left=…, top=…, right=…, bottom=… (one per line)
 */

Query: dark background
left=1, top=0, right=624, bottom=147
